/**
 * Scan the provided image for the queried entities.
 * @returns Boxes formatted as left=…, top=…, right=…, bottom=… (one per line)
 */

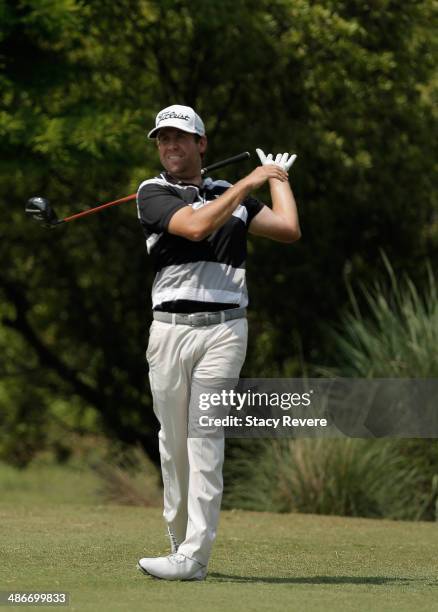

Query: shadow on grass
left=207, top=574, right=418, bottom=585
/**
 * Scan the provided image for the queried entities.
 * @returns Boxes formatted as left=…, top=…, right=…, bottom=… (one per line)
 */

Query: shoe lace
left=168, top=527, right=179, bottom=552
left=169, top=553, right=186, bottom=564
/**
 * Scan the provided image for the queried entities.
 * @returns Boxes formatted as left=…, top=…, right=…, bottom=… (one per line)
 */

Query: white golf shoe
left=137, top=553, right=207, bottom=581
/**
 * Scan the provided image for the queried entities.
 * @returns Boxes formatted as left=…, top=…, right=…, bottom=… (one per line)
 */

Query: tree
left=0, top=0, right=436, bottom=464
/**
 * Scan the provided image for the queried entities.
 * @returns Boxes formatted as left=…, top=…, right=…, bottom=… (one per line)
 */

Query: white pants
left=147, top=317, right=248, bottom=566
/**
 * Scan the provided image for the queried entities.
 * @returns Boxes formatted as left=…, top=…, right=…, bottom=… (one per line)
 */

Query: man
left=136, top=104, right=300, bottom=581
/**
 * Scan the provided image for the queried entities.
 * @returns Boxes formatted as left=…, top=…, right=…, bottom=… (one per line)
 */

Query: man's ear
left=199, top=135, right=207, bottom=155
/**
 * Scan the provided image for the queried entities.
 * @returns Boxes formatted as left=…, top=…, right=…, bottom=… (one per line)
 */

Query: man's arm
left=248, top=179, right=301, bottom=243
left=248, top=149, right=301, bottom=243
left=167, top=165, right=288, bottom=241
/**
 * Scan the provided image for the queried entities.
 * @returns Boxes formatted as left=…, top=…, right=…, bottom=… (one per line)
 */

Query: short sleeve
left=137, top=182, right=187, bottom=232
left=243, top=195, right=264, bottom=226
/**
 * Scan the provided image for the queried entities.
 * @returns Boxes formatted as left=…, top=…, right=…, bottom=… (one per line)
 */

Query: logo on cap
left=157, top=111, right=190, bottom=123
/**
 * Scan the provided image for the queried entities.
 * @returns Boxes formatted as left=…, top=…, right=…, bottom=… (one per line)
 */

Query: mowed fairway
left=1, top=501, right=437, bottom=612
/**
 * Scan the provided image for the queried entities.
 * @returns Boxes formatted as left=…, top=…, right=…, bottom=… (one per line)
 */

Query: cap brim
left=147, top=127, right=161, bottom=139
left=147, top=121, right=200, bottom=139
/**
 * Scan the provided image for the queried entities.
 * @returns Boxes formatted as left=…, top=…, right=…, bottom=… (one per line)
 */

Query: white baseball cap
left=148, top=104, right=205, bottom=139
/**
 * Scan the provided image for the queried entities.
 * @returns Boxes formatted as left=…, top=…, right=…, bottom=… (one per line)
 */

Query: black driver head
left=25, top=197, right=60, bottom=228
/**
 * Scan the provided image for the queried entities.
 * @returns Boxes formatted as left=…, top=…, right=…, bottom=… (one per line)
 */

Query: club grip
left=201, top=152, right=250, bottom=176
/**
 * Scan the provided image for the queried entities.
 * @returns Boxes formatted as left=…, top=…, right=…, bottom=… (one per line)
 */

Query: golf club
left=25, top=152, right=251, bottom=228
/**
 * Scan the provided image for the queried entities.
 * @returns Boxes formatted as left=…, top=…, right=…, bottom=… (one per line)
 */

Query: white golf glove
left=256, top=148, right=297, bottom=172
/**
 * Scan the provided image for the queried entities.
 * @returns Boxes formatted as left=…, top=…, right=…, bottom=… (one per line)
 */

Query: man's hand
left=241, top=164, right=289, bottom=191
left=256, top=148, right=297, bottom=172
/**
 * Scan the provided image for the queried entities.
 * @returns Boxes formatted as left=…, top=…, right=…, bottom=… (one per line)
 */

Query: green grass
left=1, top=464, right=437, bottom=612
left=0, top=462, right=101, bottom=506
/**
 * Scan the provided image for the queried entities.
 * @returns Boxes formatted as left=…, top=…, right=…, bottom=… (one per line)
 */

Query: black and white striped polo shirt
left=136, top=172, right=263, bottom=313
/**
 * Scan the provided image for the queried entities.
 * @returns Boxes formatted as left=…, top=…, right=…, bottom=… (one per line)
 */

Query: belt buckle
left=188, top=312, right=207, bottom=327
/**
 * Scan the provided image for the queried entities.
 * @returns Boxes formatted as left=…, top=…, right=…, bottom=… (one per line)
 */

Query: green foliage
left=224, top=438, right=430, bottom=520
left=0, top=375, right=101, bottom=467
left=311, top=254, right=438, bottom=521
left=225, top=259, right=438, bottom=521
left=0, top=0, right=436, bottom=463
left=0, top=383, right=49, bottom=467
left=321, top=253, right=438, bottom=377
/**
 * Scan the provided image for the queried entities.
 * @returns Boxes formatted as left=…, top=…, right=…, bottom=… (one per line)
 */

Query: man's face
left=156, top=128, right=207, bottom=179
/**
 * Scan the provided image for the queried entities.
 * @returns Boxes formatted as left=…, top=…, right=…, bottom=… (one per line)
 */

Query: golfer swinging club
left=137, top=104, right=301, bottom=580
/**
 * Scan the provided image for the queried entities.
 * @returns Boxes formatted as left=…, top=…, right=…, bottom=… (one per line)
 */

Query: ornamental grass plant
left=324, top=252, right=437, bottom=378
left=224, top=256, right=438, bottom=520
left=223, top=438, right=430, bottom=520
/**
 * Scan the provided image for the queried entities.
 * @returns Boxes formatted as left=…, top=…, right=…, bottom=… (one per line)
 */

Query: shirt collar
left=163, top=171, right=205, bottom=189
